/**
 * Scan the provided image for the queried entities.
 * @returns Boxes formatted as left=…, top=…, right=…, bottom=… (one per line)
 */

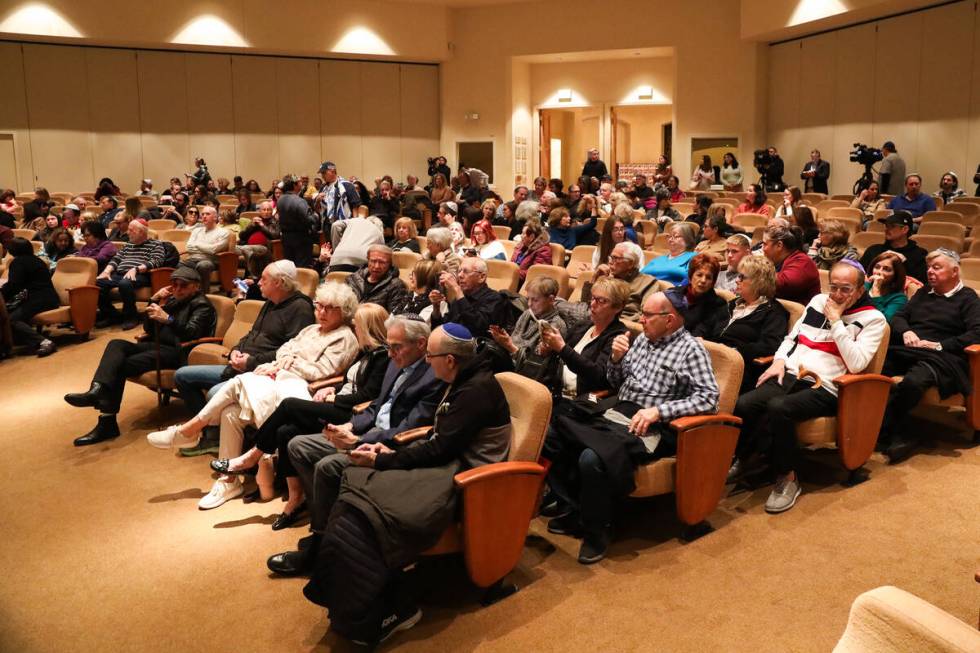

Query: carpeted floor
left=0, top=328, right=977, bottom=653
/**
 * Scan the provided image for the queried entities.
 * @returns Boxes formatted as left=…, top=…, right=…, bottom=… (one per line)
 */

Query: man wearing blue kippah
left=287, top=323, right=512, bottom=646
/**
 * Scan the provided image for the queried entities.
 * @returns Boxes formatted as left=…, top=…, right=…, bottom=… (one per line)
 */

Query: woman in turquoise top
left=640, top=222, right=697, bottom=285
left=865, top=250, right=908, bottom=321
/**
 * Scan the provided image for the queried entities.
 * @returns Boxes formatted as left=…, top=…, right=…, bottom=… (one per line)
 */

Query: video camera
left=753, top=149, right=772, bottom=168
left=849, top=143, right=883, bottom=167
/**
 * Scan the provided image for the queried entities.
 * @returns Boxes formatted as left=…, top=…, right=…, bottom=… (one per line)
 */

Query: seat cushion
left=187, top=343, right=230, bottom=367
left=796, top=417, right=837, bottom=446
left=921, top=386, right=964, bottom=408
left=131, top=370, right=176, bottom=390
left=32, top=306, right=71, bottom=325
left=630, top=457, right=676, bottom=498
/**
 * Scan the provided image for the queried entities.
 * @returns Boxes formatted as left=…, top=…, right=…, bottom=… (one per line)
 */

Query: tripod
left=852, top=165, right=876, bottom=195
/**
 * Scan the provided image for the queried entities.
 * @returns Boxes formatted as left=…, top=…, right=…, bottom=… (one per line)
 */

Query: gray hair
left=425, top=227, right=452, bottom=250
left=385, top=314, right=430, bottom=342
left=258, top=200, right=273, bottom=211
left=462, top=256, right=487, bottom=276
left=670, top=222, right=697, bottom=250
left=265, top=260, right=298, bottom=292
left=315, top=281, right=359, bottom=322
left=200, top=206, right=217, bottom=219
left=367, top=244, right=393, bottom=259
left=614, top=241, right=644, bottom=269
left=434, top=326, right=477, bottom=362
left=515, top=200, right=541, bottom=222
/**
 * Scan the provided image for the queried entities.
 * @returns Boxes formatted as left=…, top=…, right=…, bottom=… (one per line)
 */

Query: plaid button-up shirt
left=607, top=327, right=719, bottom=422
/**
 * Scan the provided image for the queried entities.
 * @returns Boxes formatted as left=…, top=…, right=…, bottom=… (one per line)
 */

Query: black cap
left=878, top=210, right=914, bottom=230
left=663, top=287, right=689, bottom=316
left=170, top=265, right=201, bottom=283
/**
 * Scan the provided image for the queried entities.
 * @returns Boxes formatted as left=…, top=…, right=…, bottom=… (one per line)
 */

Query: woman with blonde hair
left=205, top=302, right=390, bottom=529
left=808, top=218, right=859, bottom=270
left=388, top=216, right=420, bottom=253
left=429, top=172, right=453, bottom=204
left=147, top=281, right=360, bottom=510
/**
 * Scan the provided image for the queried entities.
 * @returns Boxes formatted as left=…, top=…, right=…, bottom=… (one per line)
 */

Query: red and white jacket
left=774, top=293, right=887, bottom=397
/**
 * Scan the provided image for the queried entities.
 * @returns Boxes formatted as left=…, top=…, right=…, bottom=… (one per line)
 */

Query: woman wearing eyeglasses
left=147, top=281, right=360, bottom=510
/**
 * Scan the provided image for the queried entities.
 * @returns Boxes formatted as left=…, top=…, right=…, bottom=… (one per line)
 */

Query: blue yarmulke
left=663, top=287, right=689, bottom=315
left=443, top=322, right=473, bottom=341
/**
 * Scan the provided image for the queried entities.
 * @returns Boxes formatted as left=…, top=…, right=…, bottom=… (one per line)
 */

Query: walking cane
left=153, top=318, right=163, bottom=408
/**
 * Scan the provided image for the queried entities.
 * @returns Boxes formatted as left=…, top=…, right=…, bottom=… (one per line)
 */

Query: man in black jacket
left=800, top=149, right=830, bottom=194
left=284, top=324, right=510, bottom=646
left=859, top=211, right=929, bottom=283
left=277, top=175, right=316, bottom=268
left=429, top=257, right=508, bottom=338
left=581, top=148, right=608, bottom=180
left=878, top=248, right=980, bottom=463
left=65, top=266, right=217, bottom=446
left=344, top=245, right=407, bottom=313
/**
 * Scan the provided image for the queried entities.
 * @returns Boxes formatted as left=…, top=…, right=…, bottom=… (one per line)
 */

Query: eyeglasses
left=314, top=302, right=340, bottom=311
left=829, top=285, right=856, bottom=293
left=736, top=273, right=747, bottom=281
left=424, top=352, right=450, bottom=360
left=641, top=310, right=672, bottom=319
left=608, top=255, right=627, bottom=262
left=589, top=296, right=612, bottom=306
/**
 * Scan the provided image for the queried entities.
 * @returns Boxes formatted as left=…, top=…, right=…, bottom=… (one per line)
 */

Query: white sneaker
left=146, top=425, right=200, bottom=450
left=198, top=478, right=243, bottom=510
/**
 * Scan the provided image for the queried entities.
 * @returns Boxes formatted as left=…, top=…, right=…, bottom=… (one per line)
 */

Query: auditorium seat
left=549, top=243, right=566, bottom=267
left=147, top=218, right=177, bottom=232
left=296, top=268, right=319, bottom=298
left=491, top=225, right=511, bottom=241
left=851, top=232, right=882, bottom=257
left=733, top=213, right=768, bottom=230
left=566, top=245, right=596, bottom=285
left=392, top=250, right=421, bottom=285
left=522, top=264, right=570, bottom=299
left=914, top=234, right=963, bottom=254
left=31, top=257, right=99, bottom=339
left=801, top=193, right=827, bottom=204
left=485, top=259, right=520, bottom=293
left=826, top=207, right=863, bottom=221
left=918, top=221, right=966, bottom=244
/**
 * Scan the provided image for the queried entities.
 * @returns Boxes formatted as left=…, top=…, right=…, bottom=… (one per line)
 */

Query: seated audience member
left=97, top=195, right=121, bottom=229
left=392, top=259, right=443, bottom=321
left=680, top=254, right=728, bottom=339
left=468, top=218, right=506, bottom=260
left=887, top=174, right=936, bottom=226
left=34, top=213, right=60, bottom=242
left=65, top=267, right=216, bottom=445
left=583, top=215, right=630, bottom=272
left=1, top=237, right=58, bottom=357
left=686, top=194, right=713, bottom=228
left=582, top=242, right=656, bottom=323
left=736, top=184, right=773, bottom=217
left=510, top=199, right=539, bottom=240
left=421, top=226, right=461, bottom=277
left=712, top=255, right=788, bottom=390
left=429, top=172, right=453, bottom=205
left=220, top=209, right=241, bottom=236
left=388, top=217, right=420, bottom=253
left=511, top=218, right=553, bottom=281
left=281, top=324, right=510, bottom=646
left=791, top=206, right=819, bottom=247
left=850, top=181, right=888, bottom=227
left=545, top=291, right=719, bottom=563
left=808, top=218, right=859, bottom=270
left=0, top=189, right=20, bottom=216
left=548, top=203, right=597, bottom=251
left=865, top=251, right=909, bottom=321
left=429, top=256, right=507, bottom=338
left=234, top=189, right=256, bottom=215
left=859, top=211, right=928, bottom=283
left=666, top=175, right=686, bottom=202
left=344, top=245, right=406, bottom=313
left=489, top=276, right=567, bottom=383
left=877, top=248, right=980, bottom=463
left=147, top=282, right=359, bottom=510
left=324, top=213, right=385, bottom=273
left=716, top=234, right=752, bottom=292
left=641, top=222, right=697, bottom=285
left=174, top=260, right=315, bottom=419
left=774, top=186, right=803, bottom=221
left=762, top=224, right=821, bottom=305
left=60, top=203, right=83, bottom=234
left=733, top=260, right=886, bottom=511
left=184, top=206, right=229, bottom=284
left=175, top=206, right=200, bottom=231
left=106, top=211, right=131, bottom=242
left=934, top=171, right=965, bottom=205
left=95, top=220, right=166, bottom=329
left=368, top=180, right=399, bottom=229
left=73, top=221, right=117, bottom=272
left=42, top=228, right=76, bottom=271
left=210, top=303, right=390, bottom=528
left=23, top=188, right=53, bottom=224
left=612, top=202, right=639, bottom=242
left=433, top=200, right=458, bottom=229
left=237, top=200, right=280, bottom=265
left=694, top=211, right=731, bottom=262
left=448, top=221, right=467, bottom=255
left=645, top=190, right=680, bottom=228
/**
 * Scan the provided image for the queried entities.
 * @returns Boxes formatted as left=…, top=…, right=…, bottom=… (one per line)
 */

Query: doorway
left=539, top=107, right=601, bottom=183
left=609, top=105, right=672, bottom=181
left=457, top=142, right=494, bottom=183
left=691, top=137, right=739, bottom=187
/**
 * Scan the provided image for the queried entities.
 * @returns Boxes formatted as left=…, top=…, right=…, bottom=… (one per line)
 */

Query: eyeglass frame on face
left=424, top=351, right=451, bottom=360
left=314, top=302, right=340, bottom=312
left=608, top=254, right=628, bottom=263
left=640, top=310, right=672, bottom=320
left=589, top=295, right=612, bottom=306
left=828, top=284, right=856, bottom=294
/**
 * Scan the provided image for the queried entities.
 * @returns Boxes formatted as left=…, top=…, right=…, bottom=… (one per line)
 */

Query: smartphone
left=232, top=278, right=249, bottom=294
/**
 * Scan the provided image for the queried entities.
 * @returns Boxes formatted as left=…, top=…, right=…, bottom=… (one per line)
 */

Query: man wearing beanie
left=273, top=323, right=511, bottom=646
left=65, top=266, right=217, bottom=446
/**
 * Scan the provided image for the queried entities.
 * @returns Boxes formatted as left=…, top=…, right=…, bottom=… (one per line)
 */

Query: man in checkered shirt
left=544, top=290, right=719, bottom=565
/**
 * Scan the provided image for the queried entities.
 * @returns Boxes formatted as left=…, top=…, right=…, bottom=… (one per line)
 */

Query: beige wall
left=741, top=0, right=940, bottom=42
left=614, top=105, right=673, bottom=167
left=441, top=0, right=767, bottom=190
left=0, top=42, right=439, bottom=193
left=767, top=1, right=980, bottom=197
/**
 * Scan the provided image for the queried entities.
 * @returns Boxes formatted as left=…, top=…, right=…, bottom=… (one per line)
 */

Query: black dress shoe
left=36, top=340, right=57, bottom=357
left=267, top=549, right=312, bottom=576
left=73, top=415, right=121, bottom=446
left=271, top=502, right=308, bottom=531
left=547, top=512, right=583, bottom=537
left=65, top=382, right=108, bottom=408
left=121, top=319, right=140, bottom=330
left=577, top=527, right=611, bottom=565
left=886, top=437, right=919, bottom=465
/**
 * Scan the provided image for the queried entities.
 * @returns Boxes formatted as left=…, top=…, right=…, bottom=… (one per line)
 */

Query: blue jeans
left=174, top=365, right=228, bottom=414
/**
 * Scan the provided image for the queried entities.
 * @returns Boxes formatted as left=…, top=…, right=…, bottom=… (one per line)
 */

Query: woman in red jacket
left=762, top=223, right=821, bottom=305
left=511, top=218, right=553, bottom=281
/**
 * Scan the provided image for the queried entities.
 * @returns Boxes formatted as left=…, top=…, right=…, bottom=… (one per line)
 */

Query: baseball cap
left=878, top=211, right=913, bottom=230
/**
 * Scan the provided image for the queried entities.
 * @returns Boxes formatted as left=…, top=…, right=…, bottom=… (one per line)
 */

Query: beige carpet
left=1, top=329, right=978, bottom=652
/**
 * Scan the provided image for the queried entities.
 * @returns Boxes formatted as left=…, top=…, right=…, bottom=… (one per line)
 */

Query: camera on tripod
left=849, top=143, right=883, bottom=167
left=753, top=149, right=772, bottom=168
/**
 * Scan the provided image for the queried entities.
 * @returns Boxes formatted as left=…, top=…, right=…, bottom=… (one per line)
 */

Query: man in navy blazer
left=271, top=315, right=445, bottom=576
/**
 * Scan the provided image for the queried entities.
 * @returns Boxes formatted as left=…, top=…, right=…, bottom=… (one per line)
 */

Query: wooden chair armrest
left=591, top=389, right=611, bottom=399
left=832, top=373, right=894, bottom=470
left=753, top=355, right=774, bottom=366
left=669, top=412, right=741, bottom=527
left=454, top=461, right=547, bottom=488
left=392, top=426, right=432, bottom=445
left=186, top=336, right=224, bottom=345
left=308, top=375, right=345, bottom=392
left=669, top=413, right=743, bottom=432
left=67, top=284, right=100, bottom=333
left=833, top=373, right=894, bottom=387
left=965, top=344, right=980, bottom=356
left=352, top=400, right=372, bottom=414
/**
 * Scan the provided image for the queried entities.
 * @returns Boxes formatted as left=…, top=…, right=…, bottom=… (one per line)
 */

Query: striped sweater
left=774, top=293, right=887, bottom=397
left=108, top=239, right=166, bottom=274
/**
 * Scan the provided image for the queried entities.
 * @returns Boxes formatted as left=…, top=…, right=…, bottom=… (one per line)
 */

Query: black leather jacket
left=145, top=292, right=217, bottom=356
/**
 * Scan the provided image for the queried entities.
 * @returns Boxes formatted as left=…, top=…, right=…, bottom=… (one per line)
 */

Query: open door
left=538, top=111, right=551, bottom=180
left=609, top=106, right=618, bottom=181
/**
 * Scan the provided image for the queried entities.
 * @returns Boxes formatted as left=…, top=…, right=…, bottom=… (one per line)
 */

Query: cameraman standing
left=427, top=156, right=452, bottom=189
left=756, top=146, right=785, bottom=192
left=878, top=141, right=906, bottom=196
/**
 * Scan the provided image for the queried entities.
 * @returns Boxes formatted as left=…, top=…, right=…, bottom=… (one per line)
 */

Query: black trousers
left=91, top=339, right=181, bottom=412
left=281, top=233, right=314, bottom=269
left=97, top=273, right=150, bottom=320
left=8, top=305, right=44, bottom=347
left=880, top=360, right=936, bottom=441
left=253, top=397, right=353, bottom=477
left=734, top=374, right=837, bottom=475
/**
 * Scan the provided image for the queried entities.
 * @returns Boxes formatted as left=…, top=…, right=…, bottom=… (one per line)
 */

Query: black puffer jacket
left=332, top=345, right=390, bottom=412
left=712, top=298, right=789, bottom=390
left=149, top=292, right=217, bottom=358
left=344, top=266, right=407, bottom=314
left=233, top=292, right=316, bottom=370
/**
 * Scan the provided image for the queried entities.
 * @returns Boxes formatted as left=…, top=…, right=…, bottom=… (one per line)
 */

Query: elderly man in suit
left=266, top=313, right=445, bottom=576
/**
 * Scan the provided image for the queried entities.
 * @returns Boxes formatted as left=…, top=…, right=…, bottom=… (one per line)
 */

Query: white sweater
left=186, top=225, right=230, bottom=260
left=774, top=294, right=887, bottom=397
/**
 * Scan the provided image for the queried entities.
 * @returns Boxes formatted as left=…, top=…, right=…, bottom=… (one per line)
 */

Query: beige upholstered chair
left=296, top=268, right=320, bottom=298
left=485, top=259, right=520, bottom=293
left=147, top=218, right=177, bottom=232
left=522, top=264, right=570, bottom=299
left=31, top=257, right=100, bottom=337
left=185, top=299, right=265, bottom=367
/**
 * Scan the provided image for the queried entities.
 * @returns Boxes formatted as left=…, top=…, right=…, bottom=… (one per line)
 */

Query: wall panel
left=137, top=50, right=190, bottom=191
left=86, top=48, right=143, bottom=193
left=276, top=58, right=321, bottom=176
left=360, top=62, right=402, bottom=183
left=398, top=64, right=440, bottom=182
left=872, top=13, right=923, bottom=174
left=0, top=43, right=34, bottom=192
left=831, top=24, right=876, bottom=196
left=797, top=32, right=836, bottom=184
left=767, top=41, right=800, bottom=169
left=23, top=44, right=94, bottom=193
left=232, top=56, right=279, bottom=185
left=185, top=53, right=236, bottom=184
left=319, top=60, right=363, bottom=180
